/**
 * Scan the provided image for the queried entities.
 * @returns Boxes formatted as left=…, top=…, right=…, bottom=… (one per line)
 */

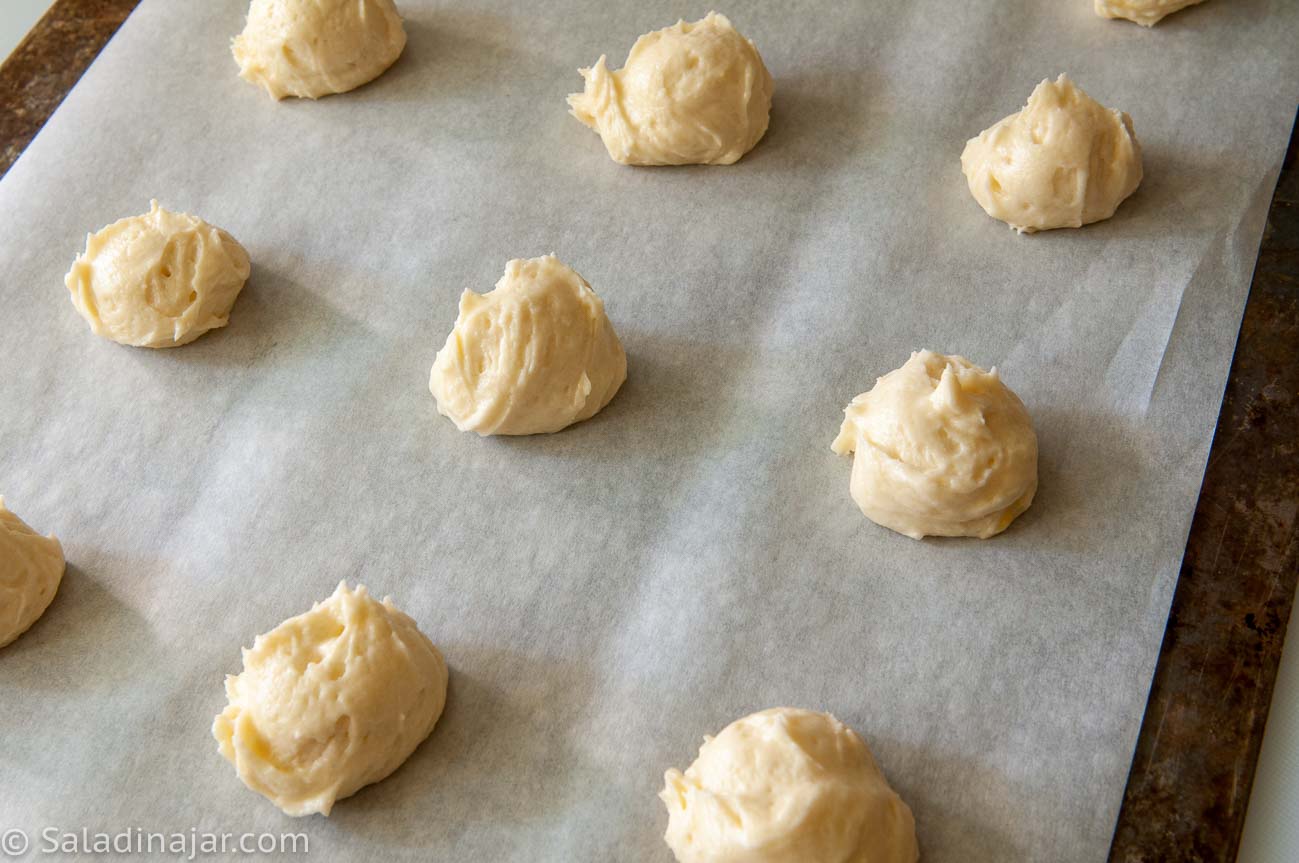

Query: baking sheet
left=2, top=0, right=1297, bottom=859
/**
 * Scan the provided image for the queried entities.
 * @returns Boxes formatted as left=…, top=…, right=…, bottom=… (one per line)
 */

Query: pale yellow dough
left=233, top=0, right=406, bottom=100
left=832, top=350, right=1038, bottom=540
left=1095, top=0, right=1206, bottom=26
left=660, top=708, right=919, bottom=863
left=960, top=75, right=1142, bottom=233
left=429, top=255, right=627, bottom=436
left=213, top=582, right=448, bottom=817
left=568, top=12, right=773, bottom=166
left=65, top=201, right=250, bottom=348
left=0, top=498, right=65, bottom=649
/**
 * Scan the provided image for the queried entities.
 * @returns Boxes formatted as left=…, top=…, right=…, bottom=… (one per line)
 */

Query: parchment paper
left=2, top=1, right=1297, bottom=859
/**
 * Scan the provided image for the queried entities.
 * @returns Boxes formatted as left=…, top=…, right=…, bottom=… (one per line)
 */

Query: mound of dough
left=429, top=255, right=627, bottom=436
left=960, top=75, right=1142, bottom=233
left=660, top=708, right=919, bottom=863
left=832, top=350, right=1038, bottom=540
left=1095, top=0, right=1205, bottom=26
left=0, top=498, right=65, bottom=649
left=568, top=12, right=773, bottom=166
left=233, top=0, right=406, bottom=100
left=213, top=582, right=448, bottom=816
left=65, top=201, right=250, bottom=348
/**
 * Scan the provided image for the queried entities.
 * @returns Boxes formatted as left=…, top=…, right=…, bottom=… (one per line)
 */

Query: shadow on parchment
left=870, top=737, right=1026, bottom=862
left=328, top=644, right=599, bottom=848
left=154, top=261, right=366, bottom=371
left=969, top=144, right=1254, bottom=249
left=0, top=563, right=153, bottom=693
left=725, top=63, right=881, bottom=176
left=1144, top=0, right=1259, bottom=30
left=1066, top=145, right=1221, bottom=244
left=549, top=58, right=883, bottom=178
left=999, top=406, right=1146, bottom=555
left=476, top=334, right=754, bottom=464
left=820, top=406, right=1146, bottom=555
left=355, top=11, right=523, bottom=105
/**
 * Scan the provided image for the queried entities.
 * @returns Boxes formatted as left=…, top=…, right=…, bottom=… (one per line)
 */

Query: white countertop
left=1239, top=614, right=1299, bottom=862
left=0, top=0, right=54, bottom=60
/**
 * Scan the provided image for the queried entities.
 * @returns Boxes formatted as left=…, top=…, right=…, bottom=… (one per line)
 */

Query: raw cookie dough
left=660, top=708, right=919, bottom=863
left=0, top=498, right=65, bottom=649
left=65, top=201, right=251, bottom=348
left=1095, top=0, right=1205, bottom=26
left=232, top=0, right=406, bottom=100
left=960, top=74, right=1142, bottom=233
left=213, top=582, right=447, bottom=816
left=429, top=255, right=627, bottom=436
left=832, top=350, right=1038, bottom=540
left=568, top=12, right=773, bottom=166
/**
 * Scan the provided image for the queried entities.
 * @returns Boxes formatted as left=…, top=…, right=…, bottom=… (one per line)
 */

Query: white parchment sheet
left=2, top=1, right=1297, bottom=859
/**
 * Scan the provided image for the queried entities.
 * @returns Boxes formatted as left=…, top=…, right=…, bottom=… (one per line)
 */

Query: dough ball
left=831, top=350, right=1038, bottom=540
left=0, top=498, right=65, bottom=649
left=1095, top=0, right=1205, bottom=26
left=429, top=255, right=627, bottom=436
left=232, top=0, right=406, bottom=100
left=660, top=708, right=919, bottom=863
left=567, top=12, right=773, bottom=166
left=960, top=75, right=1142, bottom=233
left=65, top=201, right=251, bottom=348
left=212, top=582, right=448, bottom=816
